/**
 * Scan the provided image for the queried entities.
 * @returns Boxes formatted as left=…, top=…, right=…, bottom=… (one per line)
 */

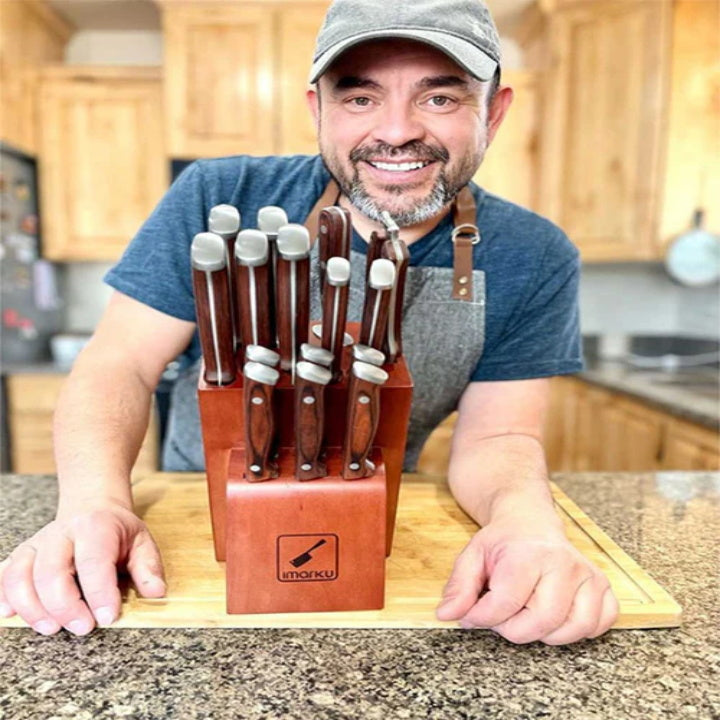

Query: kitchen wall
left=57, top=30, right=719, bottom=342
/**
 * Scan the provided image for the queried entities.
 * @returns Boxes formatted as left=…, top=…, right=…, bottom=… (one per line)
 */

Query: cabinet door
left=162, top=4, right=274, bottom=158
left=662, top=418, right=720, bottom=471
left=539, top=1, right=672, bottom=260
left=38, top=67, right=167, bottom=261
left=277, top=3, right=330, bottom=155
left=6, top=374, right=159, bottom=477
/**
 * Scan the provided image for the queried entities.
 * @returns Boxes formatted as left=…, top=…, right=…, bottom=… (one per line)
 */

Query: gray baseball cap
left=309, top=0, right=501, bottom=84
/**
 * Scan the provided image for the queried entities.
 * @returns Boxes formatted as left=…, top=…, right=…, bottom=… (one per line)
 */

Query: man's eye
left=427, top=96, right=455, bottom=108
left=348, top=97, right=372, bottom=107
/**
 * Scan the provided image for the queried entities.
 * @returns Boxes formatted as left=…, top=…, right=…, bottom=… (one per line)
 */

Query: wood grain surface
left=0, top=473, right=679, bottom=629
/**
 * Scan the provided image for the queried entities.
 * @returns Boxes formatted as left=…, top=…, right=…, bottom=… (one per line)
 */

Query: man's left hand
left=435, top=514, right=619, bottom=645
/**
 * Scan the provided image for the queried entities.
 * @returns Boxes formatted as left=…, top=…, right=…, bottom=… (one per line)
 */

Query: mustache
left=350, top=141, right=449, bottom=164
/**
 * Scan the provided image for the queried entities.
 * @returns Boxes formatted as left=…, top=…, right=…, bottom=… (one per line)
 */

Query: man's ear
left=306, top=86, right=320, bottom=132
left=486, top=86, right=513, bottom=146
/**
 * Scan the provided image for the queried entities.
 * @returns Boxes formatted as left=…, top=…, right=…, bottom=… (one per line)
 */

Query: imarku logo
left=277, top=534, right=338, bottom=583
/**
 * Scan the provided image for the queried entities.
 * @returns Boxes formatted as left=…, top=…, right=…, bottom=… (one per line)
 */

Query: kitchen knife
left=320, top=256, right=351, bottom=381
left=257, top=206, right=288, bottom=349
left=276, top=224, right=311, bottom=382
left=300, top=343, right=333, bottom=369
left=235, top=229, right=273, bottom=350
left=289, top=539, right=327, bottom=568
left=243, top=360, right=280, bottom=482
left=208, top=204, right=241, bottom=350
left=294, top=360, right=332, bottom=480
left=353, top=343, right=385, bottom=367
left=317, top=206, right=351, bottom=287
left=191, top=232, right=236, bottom=386
left=311, top=324, right=354, bottom=348
left=379, top=211, right=409, bottom=364
left=365, top=230, right=386, bottom=282
left=342, top=360, right=389, bottom=480
left=359, top=258, right=396, bottom=352
left=245, top=344, right=280, bottom=368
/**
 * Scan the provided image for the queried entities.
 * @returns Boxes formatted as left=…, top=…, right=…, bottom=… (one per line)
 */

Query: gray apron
left=163, top=192, right=486, bottom=472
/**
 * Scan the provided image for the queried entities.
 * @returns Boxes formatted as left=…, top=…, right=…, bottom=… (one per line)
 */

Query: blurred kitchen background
left=1, top=0, right=718, bottom=476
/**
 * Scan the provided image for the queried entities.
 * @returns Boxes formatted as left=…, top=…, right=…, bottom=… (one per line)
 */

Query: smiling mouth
left=365, top=159, right=434, bottom=173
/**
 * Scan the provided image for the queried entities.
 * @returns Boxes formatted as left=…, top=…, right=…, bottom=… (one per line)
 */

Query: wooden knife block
left=197, top=324, right=413, bottom=614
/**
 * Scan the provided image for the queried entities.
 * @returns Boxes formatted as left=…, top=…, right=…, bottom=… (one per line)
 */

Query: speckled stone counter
left=1, top=472, right=718, bottom=720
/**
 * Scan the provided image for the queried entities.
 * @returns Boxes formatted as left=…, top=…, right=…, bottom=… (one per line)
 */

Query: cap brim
left=309, top=28, right=498, bottom=84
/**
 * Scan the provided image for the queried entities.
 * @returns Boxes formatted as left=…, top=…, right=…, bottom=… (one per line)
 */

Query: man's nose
left=370, top=101, right=426, bottom=148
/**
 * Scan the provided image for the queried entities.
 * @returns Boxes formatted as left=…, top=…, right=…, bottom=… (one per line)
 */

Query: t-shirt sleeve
left=471, top=234, right=584, bottom=381
left=103, top=161, right=208, bottom=322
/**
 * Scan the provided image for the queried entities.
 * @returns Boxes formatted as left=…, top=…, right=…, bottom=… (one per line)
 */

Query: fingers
left=436, top=542, right=486, bottom=621
left=587, top=586, right=620, bottom=639
left=1, top=544, right=62, bottom=635
left=0, top=558, right=16, bottom=618
left=458, top=554, right=541, bottom=630
left=33, top=534, right=95, bottom=635
left=126, top=530, right=166, bottom=598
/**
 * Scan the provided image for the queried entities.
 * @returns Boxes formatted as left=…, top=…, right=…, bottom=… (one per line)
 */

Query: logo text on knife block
left=277, top=533, right=339, bottom=582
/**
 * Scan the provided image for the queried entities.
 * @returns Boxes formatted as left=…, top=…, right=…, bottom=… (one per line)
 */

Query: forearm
left=447, top=432, right=564, bottom=533
left=53, top=352, right=154, bottom=516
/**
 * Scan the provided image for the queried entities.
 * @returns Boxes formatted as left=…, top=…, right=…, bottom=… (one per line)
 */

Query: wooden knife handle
left=359, top=285, right=391, bottom=351
left=235, top=263, right=273, bottom=350
left=320, top=280, right=349, bottom=379
left=365, top=231, right=386, bottom=282
left=294, top=375, right=327, bottom=480
left=318, top=207, right=351, bottom=286
left=380, top=238, right=410, bottom=363
left=192, top=266, right=236, bottom=385
left=275, top=256, right=310, bottom=375
left=244, top=378, right=278, bottom=482
left=342, top=374, right=380, bottom=480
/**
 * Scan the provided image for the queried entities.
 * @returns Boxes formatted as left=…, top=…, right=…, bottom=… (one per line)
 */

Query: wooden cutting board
left=0, top=473, right=681, bottom=630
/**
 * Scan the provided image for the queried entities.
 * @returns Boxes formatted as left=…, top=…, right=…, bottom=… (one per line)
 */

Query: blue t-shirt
left=105, top=154, right=583, bottom=384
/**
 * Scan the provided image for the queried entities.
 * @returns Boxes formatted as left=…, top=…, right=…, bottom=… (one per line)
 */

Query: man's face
left=310, top=39, right=492, bottom=227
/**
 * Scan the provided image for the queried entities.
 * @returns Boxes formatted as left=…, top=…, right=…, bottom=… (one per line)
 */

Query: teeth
left=371, top=161, right=427, bottom=172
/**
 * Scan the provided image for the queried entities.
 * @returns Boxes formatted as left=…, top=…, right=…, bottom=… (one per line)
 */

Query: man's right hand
left=0, top=503, right=165, bottom=635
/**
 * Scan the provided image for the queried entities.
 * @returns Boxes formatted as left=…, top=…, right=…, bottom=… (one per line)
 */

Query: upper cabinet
left=0, top=0, right=73, bottom=154
left=159, top=1, right=330, bottom=158
left=38, top=66, right=168, bottom=260
left=538, top=0, right=719, bottom=261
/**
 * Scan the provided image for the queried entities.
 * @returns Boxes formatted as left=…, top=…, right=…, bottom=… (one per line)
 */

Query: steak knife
left=321, top=256, right=351, bottom=381
left=257, top=206, right=288, bottom=349
left=342, top=361, right=389, bottom=480
left=317, top=206, right=351, bottom=287
left=243, top=360, right=280, bottom=482
left=379, top=211, right=409, bottom=364
left=359, top=258, right=396, bottom=352
left=235, top=229, right=272, bottom=350
left=191, top=232, right=236, bottom=385
left=208, top=204, right=241, bottom=349
left=245, top=344, right=280, bottom=368
left=276, top=224, right=311, bottom=382
left=294, top=360, right=332, bottom=480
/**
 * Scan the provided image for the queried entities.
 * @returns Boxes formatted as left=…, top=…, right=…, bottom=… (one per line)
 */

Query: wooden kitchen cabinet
left=663, top=418, right=720, bottom=471
left=5, top=373, right=159, bottom=477
left=37, top=66, right=167, bottom=260
left=539, top=0, right=719, bottom=261
left=0, top=0, right=73, bottom=155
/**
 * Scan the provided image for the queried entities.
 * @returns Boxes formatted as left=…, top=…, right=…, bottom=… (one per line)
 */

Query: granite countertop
left=1, top=471, right=718, bottom=719
left=578, top=360, right=719, bottom=430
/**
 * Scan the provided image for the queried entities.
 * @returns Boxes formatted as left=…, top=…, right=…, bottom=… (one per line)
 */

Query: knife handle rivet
left=320, top=224, right=327, bottom=233
left=301, top=463, right=312, bottom=471
left=251, top=397, right=264, bottom=405
left=303, top=396, right=316, bottom=405
left=250, top=464, right=261, bottom=472
left=359, top=395, right=370, bottom=405
left=458, top=276, right=469, bottom=285
left=458, top=287, right=468, bottom=296
left=349, top=462, right=360, bottom=470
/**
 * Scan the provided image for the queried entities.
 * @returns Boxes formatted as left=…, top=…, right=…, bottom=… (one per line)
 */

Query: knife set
left=192, top=204, right=413, bottom=615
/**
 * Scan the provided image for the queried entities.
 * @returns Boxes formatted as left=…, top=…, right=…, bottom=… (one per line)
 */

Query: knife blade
left=243, top=360, right=280, bottom=482
left=234, top=229, right=273, bottom=351
left=359, top=258, right=396, bottom=352
left=295, top=360, right=332, bottom=480
left=257, top=206, right=288, bottom=349
left=208, top=204, right=241, bottom=350
left=191, top=232, right=236, bottom=386
left=379, top=211, right=409, bottom=364
left=317, top=206, right=351, bottom=287
left=342, top=360, right=389, bottom=480
left=320, top=256, right=351, bottom=381
left=276, top=224, right=311, bottom=383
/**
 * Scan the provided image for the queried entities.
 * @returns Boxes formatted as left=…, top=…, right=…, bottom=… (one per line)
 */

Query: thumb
left=436, top=540, right=487, bottom=621
left=126, top=530, right=166, bottom=598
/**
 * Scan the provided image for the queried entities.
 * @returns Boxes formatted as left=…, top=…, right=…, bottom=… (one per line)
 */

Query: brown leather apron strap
left=304, top=180, right=341, bottom=242
left=451, top=186, right=480, bottom=302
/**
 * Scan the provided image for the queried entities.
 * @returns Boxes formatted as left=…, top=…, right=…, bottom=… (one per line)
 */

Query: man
left=0, top=0, right=618, bottom=643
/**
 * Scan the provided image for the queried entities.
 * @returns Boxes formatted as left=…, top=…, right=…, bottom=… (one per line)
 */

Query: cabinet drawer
left=6, top=374, right=66, bottom=412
